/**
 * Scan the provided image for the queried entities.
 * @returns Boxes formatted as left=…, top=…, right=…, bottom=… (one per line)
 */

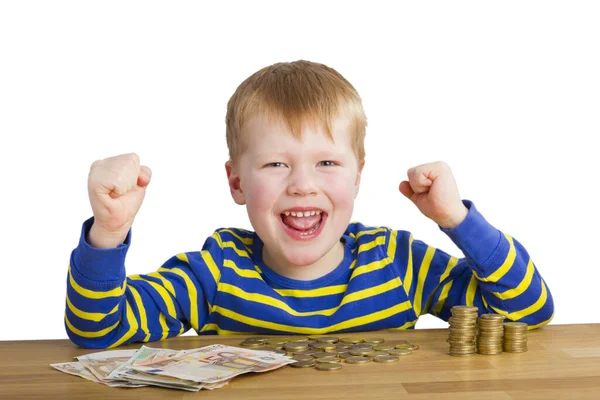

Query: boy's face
left=226, top=113, right=363, bottom=269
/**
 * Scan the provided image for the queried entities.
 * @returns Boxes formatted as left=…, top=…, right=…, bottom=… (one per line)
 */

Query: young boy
left=66, top=60, right=554, bottom=349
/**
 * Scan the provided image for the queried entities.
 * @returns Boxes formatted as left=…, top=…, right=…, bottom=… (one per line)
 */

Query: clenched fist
left=87, top=153, right=152, bottom=248
left=399, top=161, right=468, bottom=229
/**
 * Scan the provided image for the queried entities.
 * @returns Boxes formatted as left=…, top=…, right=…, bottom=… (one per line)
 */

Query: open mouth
left=279, top=210, right=326, bottom=237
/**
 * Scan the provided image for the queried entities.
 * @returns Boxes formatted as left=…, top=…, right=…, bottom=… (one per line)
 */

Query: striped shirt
left=65, top=200, right=555, bottom=349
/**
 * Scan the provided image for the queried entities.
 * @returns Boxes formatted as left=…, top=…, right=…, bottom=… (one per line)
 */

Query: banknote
left=107, top=345, right=185, bottom=380
left=131, top=344, right=295, bottom=383
left=52, top=344, right=293, bottom=391
left=50, top=361, right=145, bottom=388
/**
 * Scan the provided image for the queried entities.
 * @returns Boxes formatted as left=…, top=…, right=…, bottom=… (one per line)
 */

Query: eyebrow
left=256, top=151, right=344, bottom=159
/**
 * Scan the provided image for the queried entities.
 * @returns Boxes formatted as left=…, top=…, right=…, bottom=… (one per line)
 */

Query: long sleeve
left=389, top=200, right=554, bottom=330
left=64, top=217, right=221, bottom=348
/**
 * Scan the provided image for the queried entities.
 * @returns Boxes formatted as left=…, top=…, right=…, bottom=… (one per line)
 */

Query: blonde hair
left=225, top=60, right=367, bottom=166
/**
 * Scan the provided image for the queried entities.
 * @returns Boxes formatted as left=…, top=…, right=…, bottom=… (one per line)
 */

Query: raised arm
left=65, top=218, right=222, bottom=348
left=65, top=153, right=220, bottom=348
left=388, top=200, right=554, bottom=329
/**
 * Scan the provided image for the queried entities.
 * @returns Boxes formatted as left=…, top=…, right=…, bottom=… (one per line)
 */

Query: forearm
left=438, top=201, right=555, bottom=328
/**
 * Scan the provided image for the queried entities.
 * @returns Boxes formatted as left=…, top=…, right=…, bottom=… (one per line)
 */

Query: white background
left=0, top=1, right=598, bottom=341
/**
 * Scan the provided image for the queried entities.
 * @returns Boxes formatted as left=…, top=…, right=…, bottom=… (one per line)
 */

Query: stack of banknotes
left=51, top=344, right=296, bottom=391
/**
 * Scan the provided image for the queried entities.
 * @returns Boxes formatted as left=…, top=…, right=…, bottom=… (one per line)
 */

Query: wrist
left=88, top=222, right=130, bottom=249
left=438, top=204, right=469, bottom=230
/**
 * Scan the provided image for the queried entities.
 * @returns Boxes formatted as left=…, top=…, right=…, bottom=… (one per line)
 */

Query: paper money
left=50, top=361, right=144, bottom=388
left=52, top=344, right=294, bottom=391
left=76, top=349, right=138, bottom=381
left=131, top=344, right=296, bottom=383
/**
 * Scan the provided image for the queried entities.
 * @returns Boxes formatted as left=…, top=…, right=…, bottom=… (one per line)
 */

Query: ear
left=225, top=160, right=246, bottom=205
left=354, top=160, right=365, bottom=199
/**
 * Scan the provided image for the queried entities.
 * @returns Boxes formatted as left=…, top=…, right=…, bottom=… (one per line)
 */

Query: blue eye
left=265, top=162, right=285, bottom=167
left=318, top=161, right=337, bottom=167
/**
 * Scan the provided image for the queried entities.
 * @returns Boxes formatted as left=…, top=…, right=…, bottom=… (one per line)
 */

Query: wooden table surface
left=2, top=323, right=600, bottom=399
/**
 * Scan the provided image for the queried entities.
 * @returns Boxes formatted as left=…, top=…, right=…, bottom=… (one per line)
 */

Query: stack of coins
left=447, top=306, right=479, bottom=357
left=503, top=322, right=528, bottom=353
left=477, top=314, right=506, bottom=355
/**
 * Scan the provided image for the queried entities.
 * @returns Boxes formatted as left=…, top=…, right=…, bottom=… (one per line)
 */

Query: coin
left=371, top=351, right=391, bottom=357
left=289, top=360, right=316, bottom=368
left=365, top=338, right=385, bottom=344
left=344, top=356, right=371, bottom=364
left=350, top=343, right=374, bottom=349
left=388, top=349, right=412, bottom=356
left=373, top=344, right=394, bottom=351
left=373, top=355, right=399, bottom=363
left=340, top=337, right=361, bottom=344
left=285, top=344, right=309, bottom=352
left=315, top=356, right=339, bottom=363
left=311, top=352, right=335, bottom=358
left=349, top=349, right=374, bottom=356
left=316, top=336, right=339, bottom=344
left=315, top=363, right=343, bottom=371
left=310, top=342, right=337, bottom=351
left=240, top=342, right=264, bottom=348
left=293, top=349, right=319, bottom=356
left=292, top=355, right=314, bottom=362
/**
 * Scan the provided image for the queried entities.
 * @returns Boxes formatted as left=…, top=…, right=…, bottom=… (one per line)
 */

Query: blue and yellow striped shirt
left=65, top=200, right=554, bottom=348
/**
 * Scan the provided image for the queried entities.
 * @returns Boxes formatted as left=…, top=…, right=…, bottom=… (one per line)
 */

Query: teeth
left=282, top=210, right=323, bottom=217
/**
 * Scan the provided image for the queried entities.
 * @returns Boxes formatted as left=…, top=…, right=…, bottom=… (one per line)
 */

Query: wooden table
left=2, top=324, right=599, bottom=399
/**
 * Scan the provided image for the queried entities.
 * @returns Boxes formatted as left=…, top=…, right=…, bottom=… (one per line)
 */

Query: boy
left=66, top=60, right=554, bottom=349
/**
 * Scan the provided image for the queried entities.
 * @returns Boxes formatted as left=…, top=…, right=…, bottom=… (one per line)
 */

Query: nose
left=286, top=166, right=318, bottom=197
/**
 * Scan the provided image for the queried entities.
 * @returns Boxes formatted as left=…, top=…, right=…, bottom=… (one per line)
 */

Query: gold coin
left=395, top=344, right=413, bottom=350
left=316, top=336, right=339, bottom=344
left=344, top=356, right=371, bottom=364
left=315, top=356, right=339, bottom=363
left=371, top=351, right=391, bottom=357
left=293, top=349, right=318, bottom=356
left=504, top=322, right=528, bottom=329
left=373, top=355, right=399, bottom=363
left=267, top=339, right=289, bottom=346
left=388, top=349, right=412, bottom=356
left=287, top=340, right=311, bottom=346
left=285, top=345, right=309, bottom=352
left=315, top=363, right=343, bottom=371
left=310, top=342, right=336, bottom=351
left=349, top=349, right=374, bottom=356
left=312, top=352, right=335, bottom=358
left=452, top=306, right=479, bottom=312
left=350, top=343, right=374, bottom=349
left=410, top=343, right=419, bottom=350
left=479, top=313, right=506, bottom=320
left=240, top=342, right=264, bottom=348
left=289, top=360, right=316, bottom=368
left=292, top=355, right=314, bottom=362
left=365, top=338, right=385, bottom=344
left=337, top=352, right=352, bottom=359
left=340, top=337, right=362, bottom=344
left=373, top=344, right=394, bottom=351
